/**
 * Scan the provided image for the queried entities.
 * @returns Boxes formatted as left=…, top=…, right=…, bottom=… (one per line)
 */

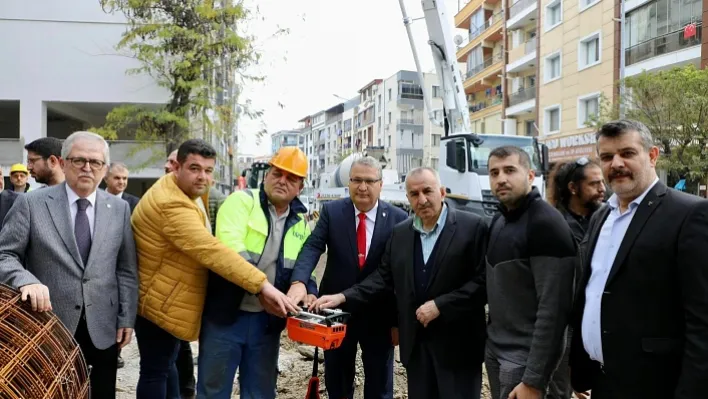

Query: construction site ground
left=115, top=253, right=496, bottom=398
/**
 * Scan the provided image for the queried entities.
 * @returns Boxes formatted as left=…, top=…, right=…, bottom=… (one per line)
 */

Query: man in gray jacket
left=485, top=146, right=577, bottom=399
left=0, top=131, right=138, bottom=399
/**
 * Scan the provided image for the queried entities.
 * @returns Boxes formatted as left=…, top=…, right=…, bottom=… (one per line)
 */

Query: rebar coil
left=0, top=283, right=90, bottom=398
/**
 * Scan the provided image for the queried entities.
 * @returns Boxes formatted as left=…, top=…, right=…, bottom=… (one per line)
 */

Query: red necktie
left=357, top=213, right=367, bottom=269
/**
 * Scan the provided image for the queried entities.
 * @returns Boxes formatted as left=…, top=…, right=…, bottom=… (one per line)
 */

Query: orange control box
left=286, top=310, right=349, bottom=350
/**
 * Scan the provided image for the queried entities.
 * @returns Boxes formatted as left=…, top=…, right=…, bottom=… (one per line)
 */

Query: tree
left=95, top=0, right=271, bottom=160
left=589, top=64, right=708, bottom=185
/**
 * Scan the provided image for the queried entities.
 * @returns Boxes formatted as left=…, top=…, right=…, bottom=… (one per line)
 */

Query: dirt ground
left=116, top=254, right=493, bottom=398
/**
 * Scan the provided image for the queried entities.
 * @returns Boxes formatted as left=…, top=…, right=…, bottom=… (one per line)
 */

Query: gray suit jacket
left=0, top=183, right=139, bottom=350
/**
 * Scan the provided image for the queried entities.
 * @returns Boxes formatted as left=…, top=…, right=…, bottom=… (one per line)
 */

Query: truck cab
left=440, top=133, right=549, bottom=223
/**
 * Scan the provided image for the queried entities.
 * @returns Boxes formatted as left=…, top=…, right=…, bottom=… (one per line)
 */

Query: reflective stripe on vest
left=240, top=190, right=310, bottom=269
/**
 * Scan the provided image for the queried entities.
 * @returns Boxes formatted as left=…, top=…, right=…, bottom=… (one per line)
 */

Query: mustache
left=609, top=169, right=633, bottom=181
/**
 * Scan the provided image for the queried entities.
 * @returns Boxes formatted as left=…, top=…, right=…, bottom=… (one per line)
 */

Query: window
left=544, top=52, right=562, bottom=83
left=388, top=89, right=392, bottom=101
left=388, top=112, right=392, bottom=124
left=378, top=116, right=381, bottom=128
left=432, top=85, right=441, bottom=97
left=431, top=158, right=439, bottom=170
left=578, top=32, right=601, bottom=70
left=388, top=135, right=391, bottom=147
left=579, top=0, right=600, bottom=12
left=545, top=0, right=562, bottom=31
left=525, top=120, right=536, bottom=136
left=577, top=93, right=600, bottom=128
left=378, top=94, right=381, bottom=111
left=432, top=134, right=441, bottom=147
left=544, top=105, right=561, bottom=134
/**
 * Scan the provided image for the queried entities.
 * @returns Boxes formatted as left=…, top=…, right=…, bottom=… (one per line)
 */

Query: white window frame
left=543, top=51, right=562, bottom=84
left=578, top=30, right=602, bottom=71
left=544, top=104, right=562, bottom=135
left=577, top=92, right=601, bottom=128
left=544, top=0, right=563, bottom=33
left=579, top=0, right=600, bottom=13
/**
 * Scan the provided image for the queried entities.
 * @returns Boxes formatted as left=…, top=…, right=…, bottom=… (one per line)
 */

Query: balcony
left=469, top=94, right=503, bottom=119
left=507, top=37, right=538, bottom=74
left=507, top=0, right=537, bottom=30
left=455, top=0, right=503, bottom=29
left=456, top=11, right=504, bottom=61
left=506, top=86, right=536, bottom=116
left=464, top=53, right=504, bottom=92
left=625, top=23, right=702, bottom=74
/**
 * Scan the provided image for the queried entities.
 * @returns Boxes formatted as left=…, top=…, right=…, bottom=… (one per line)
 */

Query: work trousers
left=406, top=340, right=482, bottom=399
left=323, top=323, right=394, bottom=399
left=134, top=316, right=181, bottom=399
left=74, top=315, right=119, bottom=399
left=196, top=310, right=280, bottom=399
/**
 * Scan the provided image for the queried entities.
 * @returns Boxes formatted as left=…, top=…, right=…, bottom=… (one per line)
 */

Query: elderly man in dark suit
left=104, top=162, right=140, bottom=212
left=292, top=155, right=408, bottom=399
left=313, top=167, right=488, bottom=399
left=0, top=131, right=139, bottom=399
left=570, top=120, right=708, bottom=399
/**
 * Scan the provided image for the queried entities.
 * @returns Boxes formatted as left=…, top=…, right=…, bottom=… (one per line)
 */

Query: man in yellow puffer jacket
left=131, top=139, right=299, bottom=398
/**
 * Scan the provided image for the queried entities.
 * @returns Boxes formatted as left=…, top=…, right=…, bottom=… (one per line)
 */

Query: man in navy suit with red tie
left=290, top=156, right=408, bottom=399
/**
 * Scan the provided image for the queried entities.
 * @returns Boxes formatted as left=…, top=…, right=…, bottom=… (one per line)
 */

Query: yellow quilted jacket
left=131, top=174, right=267, bottom=341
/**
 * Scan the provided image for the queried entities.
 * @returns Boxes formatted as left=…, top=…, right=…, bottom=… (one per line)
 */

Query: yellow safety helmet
left=10, top=164, right=28, bottom=174
left=269, top=147, right=308, bottom=178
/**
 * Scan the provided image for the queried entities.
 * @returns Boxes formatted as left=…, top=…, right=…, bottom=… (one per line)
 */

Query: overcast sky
left=237, top=0, right=461, bottom=156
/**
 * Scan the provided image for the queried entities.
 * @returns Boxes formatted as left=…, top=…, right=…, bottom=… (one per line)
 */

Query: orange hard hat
left=269, top=147, right=308, bottom=178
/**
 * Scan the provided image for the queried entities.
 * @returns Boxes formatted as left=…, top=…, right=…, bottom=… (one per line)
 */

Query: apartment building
left=297, top=70, right=442, bottom=182
left=271, top=129, right=301, bottom=155
left=455, top=0, right=506, bottom=134
left=454, top=0, right=706, bottom=163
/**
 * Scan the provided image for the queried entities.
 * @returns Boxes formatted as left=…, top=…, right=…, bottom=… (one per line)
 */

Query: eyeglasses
left=350, top=178, right=381, bottom=186
left=66, top=157, right=106, bottom=170
left=26, top=156, right=44, bottom=166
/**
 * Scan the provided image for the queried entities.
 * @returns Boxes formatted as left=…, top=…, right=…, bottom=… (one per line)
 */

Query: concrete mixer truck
left=313, top=152, right=411, bottom=214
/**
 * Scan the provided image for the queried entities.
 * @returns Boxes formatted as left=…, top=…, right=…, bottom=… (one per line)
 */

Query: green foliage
left=588, top=64, right=708, bottom=182
left=96, top=0, right=272, bottom=161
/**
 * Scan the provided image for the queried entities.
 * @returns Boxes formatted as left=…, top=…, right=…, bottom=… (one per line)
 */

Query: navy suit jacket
left=293, top=198, right=409, bottom=332
left=121, top=192, right=140, bottom=214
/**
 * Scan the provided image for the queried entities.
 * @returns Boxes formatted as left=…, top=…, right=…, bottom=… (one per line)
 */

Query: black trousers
left=74, top=316, right=119, bottom=399
left=176, top=339, right=195, bottom=393
left=323, top=323, right=394, bottom=399
left=406, top=340, right=482, bottom=399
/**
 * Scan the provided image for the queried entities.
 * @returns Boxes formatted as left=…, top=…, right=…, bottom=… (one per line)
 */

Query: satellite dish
left=454, top=35, right=464, bottom=46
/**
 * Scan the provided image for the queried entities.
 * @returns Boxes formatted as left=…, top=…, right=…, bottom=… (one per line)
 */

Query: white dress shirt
left=354, top=201, right=378, bottom=257
left=66, top=184, right=97, bottom=237
left=582, top=177, right=659, bottom=363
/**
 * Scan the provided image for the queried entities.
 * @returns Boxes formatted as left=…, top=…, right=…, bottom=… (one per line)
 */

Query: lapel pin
left=647, top=201, right=653, bottom=207
left=382, top=212, right=386, bottom=217
left=107, top=204, right=111, bottom=208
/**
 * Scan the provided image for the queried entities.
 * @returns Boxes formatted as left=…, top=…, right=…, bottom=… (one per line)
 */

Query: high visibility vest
left=217, top=189, right=314, bottom=289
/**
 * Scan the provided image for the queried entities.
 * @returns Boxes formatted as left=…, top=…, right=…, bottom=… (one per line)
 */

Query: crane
left=395, top=0, right=550, bottom=223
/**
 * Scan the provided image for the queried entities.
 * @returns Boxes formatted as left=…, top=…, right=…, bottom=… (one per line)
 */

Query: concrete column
left=19, top=99, right=47, bottom=187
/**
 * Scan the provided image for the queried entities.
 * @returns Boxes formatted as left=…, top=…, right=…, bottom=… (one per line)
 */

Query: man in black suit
left=104, top=162, right=140, bottom=212
left=570, top=119, right=708, bottom=399
left=313, top=167, right=488, bottom=399
left=292, top=156, right=408, bottom=399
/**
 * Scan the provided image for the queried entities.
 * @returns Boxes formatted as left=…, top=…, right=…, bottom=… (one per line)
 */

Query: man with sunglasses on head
left=545, top=157, right=606, bottom=399
left=549, top=157, right=606, bottom=243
